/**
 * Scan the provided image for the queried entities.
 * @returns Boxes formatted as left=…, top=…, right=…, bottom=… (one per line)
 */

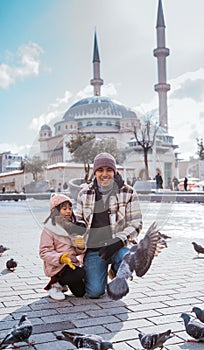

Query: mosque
left=39, top=0, right=178, bottom=188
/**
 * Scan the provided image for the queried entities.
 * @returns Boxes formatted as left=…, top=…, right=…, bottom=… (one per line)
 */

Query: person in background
left=172, top=176, right=179, bottom=191
left=155, top=172, right=163, bottom=190
left=75, top=152, right=142, bottom=299
left=39, top=193, right=86, bottom=301
left=184, top=177, right=188, bottom=191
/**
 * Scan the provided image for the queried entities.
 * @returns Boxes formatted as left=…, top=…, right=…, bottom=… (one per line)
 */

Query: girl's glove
left=59, top=253, right=76, bottom=270
left=99, top=239, right=124, bottom=260
left=71, top=235, right=85, bottom=250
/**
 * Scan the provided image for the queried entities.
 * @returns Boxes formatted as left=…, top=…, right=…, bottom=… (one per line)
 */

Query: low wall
left=0, top=192, right=204, bottom=203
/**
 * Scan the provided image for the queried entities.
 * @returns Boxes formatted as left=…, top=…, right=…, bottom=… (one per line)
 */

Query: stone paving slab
left=0, top=200, right=204, bottom=349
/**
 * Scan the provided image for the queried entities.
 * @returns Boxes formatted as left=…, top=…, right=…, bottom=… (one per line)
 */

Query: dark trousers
left=57, top=265, right=86, bottom=297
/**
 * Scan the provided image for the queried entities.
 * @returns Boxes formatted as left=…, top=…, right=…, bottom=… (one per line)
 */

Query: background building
left=0, top=152, right=23, bottom=173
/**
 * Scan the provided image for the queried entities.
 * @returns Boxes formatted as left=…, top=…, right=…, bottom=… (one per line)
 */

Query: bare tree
left=133, top=120, right=159, bottom=180
left=66, top=134, right=96, bottom=183
left=22, top=157, right=47, bottom=181
left=197, top=138, right=204, bottom=160
left=66, top=133, right=126, bottom=182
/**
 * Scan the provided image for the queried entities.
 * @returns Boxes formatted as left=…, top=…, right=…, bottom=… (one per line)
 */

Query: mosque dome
left=39, top=124, right=52, bottom=139
left=62, top=96, right=137, bottom=121
left=40, top=124, right=51, bottom=131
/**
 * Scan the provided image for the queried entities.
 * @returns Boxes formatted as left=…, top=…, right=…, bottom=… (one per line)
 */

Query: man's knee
left=85, top=284, right=105, bottom=299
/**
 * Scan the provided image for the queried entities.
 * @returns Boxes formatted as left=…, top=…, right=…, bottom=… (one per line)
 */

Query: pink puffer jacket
left=39, top=222, right=85, bottom=277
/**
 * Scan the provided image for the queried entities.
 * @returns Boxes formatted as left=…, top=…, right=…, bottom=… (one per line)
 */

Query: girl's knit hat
left=50, top=193, right=72, bottom=210
left=93, top=152, right=116, bottom=174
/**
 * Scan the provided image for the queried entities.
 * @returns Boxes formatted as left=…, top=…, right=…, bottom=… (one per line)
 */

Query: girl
left=39, top=193, right=86, bottom=301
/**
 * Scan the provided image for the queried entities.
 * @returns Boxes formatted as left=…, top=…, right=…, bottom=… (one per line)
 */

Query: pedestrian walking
left=75, top=152, right=143, bottom=298
left=39, top=193, right=86, bottom=301
left=184, top=177, right=188, bottom=191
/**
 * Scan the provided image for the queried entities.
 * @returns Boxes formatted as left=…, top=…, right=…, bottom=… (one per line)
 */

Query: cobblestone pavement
left=0, top=199, right=204, bottom=350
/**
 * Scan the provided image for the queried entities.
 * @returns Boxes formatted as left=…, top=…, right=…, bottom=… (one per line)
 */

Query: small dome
left=40, top=124, right=51, bottom=131
left=63, top=96, right=136, bottom=121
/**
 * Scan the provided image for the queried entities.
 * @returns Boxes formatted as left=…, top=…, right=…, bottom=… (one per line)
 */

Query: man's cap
left=93, top=152, right=116, bottom=174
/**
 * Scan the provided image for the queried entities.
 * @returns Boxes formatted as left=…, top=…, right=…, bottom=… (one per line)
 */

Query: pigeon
left=157, top=232, right=172, bottom=248
left=192, top=306, right=204, bottom=323
left=0, top=245, right=9, bottom=256
left=158, top=232, right=171, bottom=240
left=56, top=330, right=114, bottom=350
left=138, top=329, right=173, bottom=349
left=6, top=258, right=17, bottom=271
left=0, top=314, right=34, bottom=349
left=192, top=242, right=204, bottom=256
left=107, top=222, right=164, bottom=300
left=180, top=312, right=204, bottom=342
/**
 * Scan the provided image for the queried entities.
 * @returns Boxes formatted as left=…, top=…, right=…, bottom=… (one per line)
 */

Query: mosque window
left=78, top=122, right=83, bottom=127
left=65, top=125, right=68, bottom=129
left=106, top=121, right=112, bottom=126
left=87, top=121, right=92, bottom=126
left=96, top=121, right=102, bottom=126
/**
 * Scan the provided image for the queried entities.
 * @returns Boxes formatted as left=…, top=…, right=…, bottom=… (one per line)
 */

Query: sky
left=1, top=0, right=204, bottom=161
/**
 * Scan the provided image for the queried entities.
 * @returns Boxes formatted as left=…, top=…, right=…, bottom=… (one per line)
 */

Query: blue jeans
left=84, top=247, right=129, bottom=298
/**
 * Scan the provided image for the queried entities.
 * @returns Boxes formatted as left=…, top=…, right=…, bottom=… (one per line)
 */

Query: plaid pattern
left=75, top=182, right=142, bottom=242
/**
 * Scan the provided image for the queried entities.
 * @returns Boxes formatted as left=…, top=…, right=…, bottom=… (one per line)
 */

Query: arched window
left=96, top=121, right=102, bottom=126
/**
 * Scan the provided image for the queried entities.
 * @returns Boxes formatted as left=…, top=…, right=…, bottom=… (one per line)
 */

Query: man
left=155, top=172, right=163, bottom=190
left=75, top=152, right=142, bottom=298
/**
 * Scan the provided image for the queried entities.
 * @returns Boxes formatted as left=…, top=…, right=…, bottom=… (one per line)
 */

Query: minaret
left=153, top=0, right=170, bottom=131
left=90, top=31, right=103, bottom=96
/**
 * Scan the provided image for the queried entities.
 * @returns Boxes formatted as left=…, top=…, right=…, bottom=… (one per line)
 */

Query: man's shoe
left=49, top=282, right=65, bottom=301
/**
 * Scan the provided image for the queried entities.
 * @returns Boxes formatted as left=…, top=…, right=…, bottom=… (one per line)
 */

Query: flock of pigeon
left=1, top=224, right=204, bottom=349
left=1, top=309, right=204, bottom=350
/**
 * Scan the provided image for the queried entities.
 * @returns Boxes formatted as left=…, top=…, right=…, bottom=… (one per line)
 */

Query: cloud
left=50, top=90, right=73, bottom=108
left=169, top=68, right=204, bottom=101
left=199, top=111, right=204, bottom=119
left=0, top=142, right=31, bottom=155
left=76, top=83, right=118, bottom=100
left=170, top=78, right=204, bottom=102
left=29, top=90, right=73, bottom=131
left=0, top=42, right=44, bottom=89
left=29, top=110, right=63, bottom=131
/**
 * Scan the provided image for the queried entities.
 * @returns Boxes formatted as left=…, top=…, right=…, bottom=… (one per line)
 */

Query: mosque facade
left=39, top=0, right=178, bottom=187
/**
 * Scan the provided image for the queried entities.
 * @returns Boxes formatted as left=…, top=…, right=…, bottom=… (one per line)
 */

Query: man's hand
left=59, top=253, right=76, bottom=270
left=99, top=240, right=124, bottom=260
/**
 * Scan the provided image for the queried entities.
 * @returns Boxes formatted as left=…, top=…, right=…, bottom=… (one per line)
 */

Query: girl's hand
left=71, top=235, right=85, bottom=250
left=59, top=253, right=76, bottom=270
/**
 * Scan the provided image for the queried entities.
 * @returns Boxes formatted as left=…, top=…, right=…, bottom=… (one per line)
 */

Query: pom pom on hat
left=93, top=152, right=116, bottom=174
left=50, top=193, right=72, bottom=210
